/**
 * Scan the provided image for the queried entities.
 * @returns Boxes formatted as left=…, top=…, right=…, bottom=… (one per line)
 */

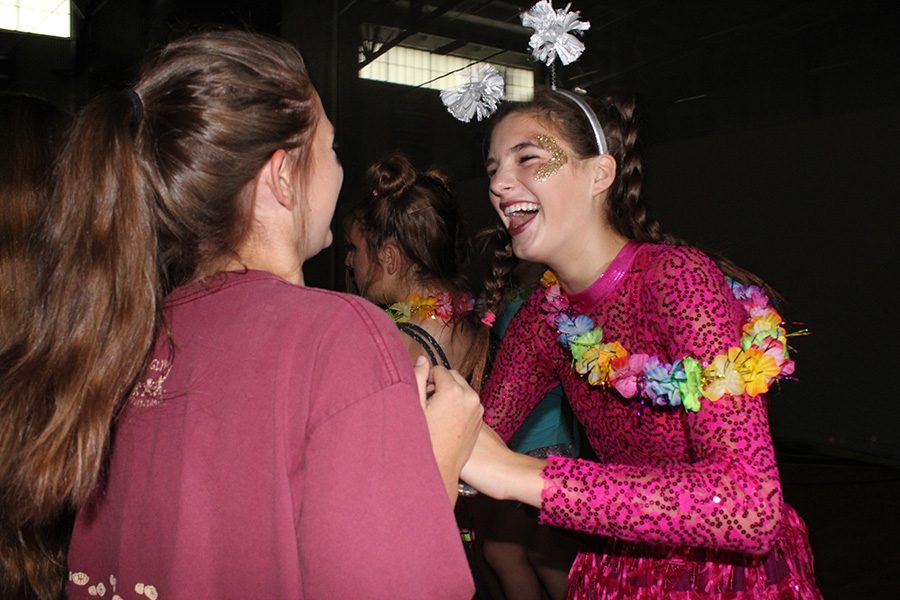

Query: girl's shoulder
left=637, top=242, right=716, bottom=269
left=635, top=243, right=723, bottom=286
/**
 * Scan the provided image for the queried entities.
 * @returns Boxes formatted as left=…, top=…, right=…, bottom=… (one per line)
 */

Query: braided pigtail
left=477, top=221, right=517, bottom=317
left=452, top=222, right=513, bottom=392
left=600, top=94, right=654, bottom=243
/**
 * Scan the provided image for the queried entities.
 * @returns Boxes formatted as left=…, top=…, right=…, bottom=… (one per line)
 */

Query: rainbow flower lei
left=387, top=292, right=496, bottom=327
left=540, top=271, right=805, bottom=412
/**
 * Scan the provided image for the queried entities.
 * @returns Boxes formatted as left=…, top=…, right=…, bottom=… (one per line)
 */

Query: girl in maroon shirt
left=1, top=30, right=481, bottom=599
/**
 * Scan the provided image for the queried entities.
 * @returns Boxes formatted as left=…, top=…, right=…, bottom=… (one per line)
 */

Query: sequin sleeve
left=481, top=291, right=563, bottom=442
left=540, top=247, right=784, bottom=554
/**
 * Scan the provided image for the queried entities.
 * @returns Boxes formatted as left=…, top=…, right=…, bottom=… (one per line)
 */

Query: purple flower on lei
left=729, top=279, right=769, bottom=313
left=556, top=313, right=595, bottom=347
left=643, top=357, right=688, bottom=408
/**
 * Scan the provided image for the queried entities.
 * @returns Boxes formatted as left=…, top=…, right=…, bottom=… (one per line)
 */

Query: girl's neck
left=391, top=279, right=449, bottom=305
left=550, top=230, right=629, bottom=295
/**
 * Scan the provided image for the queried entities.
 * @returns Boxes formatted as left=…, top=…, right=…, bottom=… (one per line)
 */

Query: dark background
left=4, top=1, right=899, bottom=596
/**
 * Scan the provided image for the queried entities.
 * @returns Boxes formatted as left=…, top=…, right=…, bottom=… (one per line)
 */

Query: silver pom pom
left=522, top=1, right=591, bottom=66
left=440, top=66, right=505, bottom=123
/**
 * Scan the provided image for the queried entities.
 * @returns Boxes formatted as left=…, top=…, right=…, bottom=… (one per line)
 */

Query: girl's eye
left=486, top=168, right=497, bottom=178
left=518, top=154, right=538, bottom=164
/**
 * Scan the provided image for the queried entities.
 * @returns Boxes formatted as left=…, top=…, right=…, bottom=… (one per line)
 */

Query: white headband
left=554, top=89, right=608, bottom=155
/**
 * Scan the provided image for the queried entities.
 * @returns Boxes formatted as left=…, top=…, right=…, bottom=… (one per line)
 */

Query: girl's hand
left=413, top=356, right=483, bottom=504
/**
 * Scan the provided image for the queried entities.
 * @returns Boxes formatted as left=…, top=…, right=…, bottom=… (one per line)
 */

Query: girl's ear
left=379, top=242, right=403, bottom=276
left=591, top=153, right=617, bottom=197
left=268, top=149, right=297, bottom=210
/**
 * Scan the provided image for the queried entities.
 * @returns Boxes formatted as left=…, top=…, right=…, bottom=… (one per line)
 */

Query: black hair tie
left=124, top=88, right=144, bottom=136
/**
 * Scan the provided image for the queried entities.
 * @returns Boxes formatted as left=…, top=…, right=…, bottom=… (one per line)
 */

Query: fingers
left=429, top=364, right=458, bottom=391
left=431, top=366, right=484, bottom=420
left=413, top=355, right=431, bottom=410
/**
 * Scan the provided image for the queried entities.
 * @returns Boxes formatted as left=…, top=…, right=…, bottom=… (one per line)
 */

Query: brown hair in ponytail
left=0, top=30, right=319, bottom=598
left=485, top=87, right=779, bottom=299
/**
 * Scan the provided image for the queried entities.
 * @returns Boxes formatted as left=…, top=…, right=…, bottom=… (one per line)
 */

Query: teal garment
left=508, top=386, right=573, bottom=454
left=492, top=295, right=577, bottom=455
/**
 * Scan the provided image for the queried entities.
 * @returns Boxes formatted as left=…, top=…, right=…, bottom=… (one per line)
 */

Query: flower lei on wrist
left=540, top=271, right=807, bottom=412
left=387, top=292, right=496, bottom=327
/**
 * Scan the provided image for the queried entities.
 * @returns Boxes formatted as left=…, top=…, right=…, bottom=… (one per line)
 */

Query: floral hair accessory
left=540, top=271, right=809, bottom=412
left=371, top=188, right=379, bottom=197
left=440, top=65, right=505, bottom=123
left=522, top=1, right=591, bottom=66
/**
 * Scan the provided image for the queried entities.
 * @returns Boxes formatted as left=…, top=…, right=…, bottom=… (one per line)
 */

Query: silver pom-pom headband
left=553, top=89, right=608, bottom=155
left=438, top=0, right=608, bottom=156
left=440, top=66, right=505, bottom=123
left=524, top=2, right=607, bottom=155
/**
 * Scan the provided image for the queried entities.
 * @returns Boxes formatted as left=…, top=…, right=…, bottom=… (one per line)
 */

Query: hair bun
left=422, top=168, right=452, bottom=195
left=367, top=152, right=417, bottom=198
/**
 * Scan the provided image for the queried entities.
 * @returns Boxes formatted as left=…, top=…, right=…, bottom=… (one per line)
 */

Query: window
left=360, top=43, right=533, bottom=101
left=0, top=0, right=71, bottom=38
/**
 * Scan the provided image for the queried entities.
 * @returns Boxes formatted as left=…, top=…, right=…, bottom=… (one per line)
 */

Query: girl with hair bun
left=346, top=152, right=497, bottom=391
left=346, top=152, right=504, bottom=599
left=0, top=30, right=480, bottom=599
left=460, top=88, right=821, bottom=598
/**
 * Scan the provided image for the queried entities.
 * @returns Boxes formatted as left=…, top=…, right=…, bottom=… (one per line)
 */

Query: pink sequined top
left=483, top=242, right=785, bottom=554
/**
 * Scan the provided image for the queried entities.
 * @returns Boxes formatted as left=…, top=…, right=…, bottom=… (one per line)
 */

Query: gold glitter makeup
left=534, top=134, right=568, bottom=182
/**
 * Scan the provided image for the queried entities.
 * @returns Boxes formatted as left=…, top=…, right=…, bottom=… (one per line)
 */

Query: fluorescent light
left=0, top=1, right=71, bottom=39
left=360, top=44, right=533, bottom=101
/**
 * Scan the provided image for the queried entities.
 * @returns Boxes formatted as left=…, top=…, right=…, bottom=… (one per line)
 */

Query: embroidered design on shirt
left=128, top=358, right=172, bottom=408
left=69, top=571, right=157, bottom=599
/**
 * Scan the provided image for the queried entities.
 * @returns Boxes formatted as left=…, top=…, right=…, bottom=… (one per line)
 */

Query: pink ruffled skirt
left=567, top=505, right=821, bottom=599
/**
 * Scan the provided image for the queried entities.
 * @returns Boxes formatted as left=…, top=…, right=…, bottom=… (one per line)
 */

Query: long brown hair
left=0, top=30, right=319, bottom=598
left=350, top=153, right=492, bottom=389
left=0, top=95, right=69, bottom=342
left=482, top=88, right=779, bottom=303
left=0, top=94, right=71, bottom=600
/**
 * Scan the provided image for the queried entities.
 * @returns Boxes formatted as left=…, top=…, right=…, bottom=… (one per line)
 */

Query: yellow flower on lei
left=742, top=307, right=786, bottom=346
left=575, top=341, right=627, bottom=386
left=736, top=346, right=781, bottom=396
left=540, top=270, right=558, bottom=287
left=408, top=293, right=438, bottom=320
left=388, top=294, right=439, bottom=322
left=702, top=347, right=746, bottom=401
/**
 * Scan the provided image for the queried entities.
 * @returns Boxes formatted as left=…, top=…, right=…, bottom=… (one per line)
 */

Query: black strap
left=396, top=322, right=451, bottom=369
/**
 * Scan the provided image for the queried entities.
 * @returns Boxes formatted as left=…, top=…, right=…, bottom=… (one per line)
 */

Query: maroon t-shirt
left=68, top=270, right=473, bottom=599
